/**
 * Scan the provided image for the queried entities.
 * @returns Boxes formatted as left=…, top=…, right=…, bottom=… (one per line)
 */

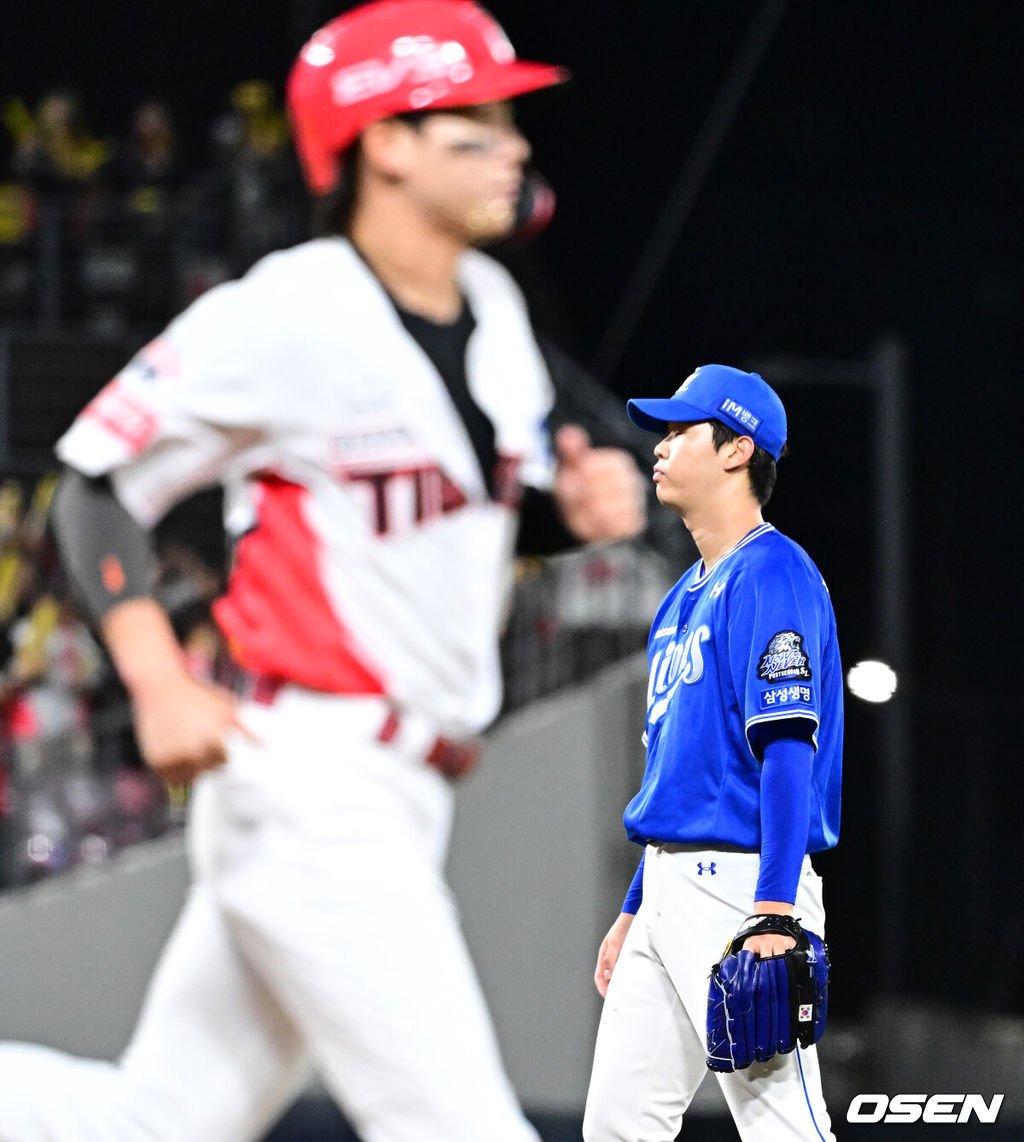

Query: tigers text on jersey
left=56, top=237, right=555, bottom=737
left=624, top=523, right=842, bottom=852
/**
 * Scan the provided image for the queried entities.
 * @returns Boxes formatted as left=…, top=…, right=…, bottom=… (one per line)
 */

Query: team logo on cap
left=757, top=631, right=812, bottom=682
left=673, top=368, right=701, bottom=395
left=331, top=37, right=474, bottom=106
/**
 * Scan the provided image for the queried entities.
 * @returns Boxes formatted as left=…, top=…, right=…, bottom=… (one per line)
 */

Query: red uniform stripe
left=213, top=475, right=386, bottom=694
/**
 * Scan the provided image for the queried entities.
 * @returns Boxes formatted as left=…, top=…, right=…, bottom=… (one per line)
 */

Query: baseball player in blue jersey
left=583, top=364, right=842, bottom=1141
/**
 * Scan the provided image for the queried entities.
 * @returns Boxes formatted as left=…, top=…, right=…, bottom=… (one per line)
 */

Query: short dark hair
left=311, top=142, right=360, bottom=237
left=708, top=419, right=786, bottom=506
left=313, top=112, right=434, bottom=237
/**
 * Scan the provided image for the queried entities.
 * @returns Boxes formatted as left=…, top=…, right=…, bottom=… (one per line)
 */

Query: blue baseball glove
left=706, top=913, right=829, bottom=1073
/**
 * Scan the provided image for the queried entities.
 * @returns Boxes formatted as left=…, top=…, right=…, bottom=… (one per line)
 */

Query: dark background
left=2, top=1, right=1020, bottom=1018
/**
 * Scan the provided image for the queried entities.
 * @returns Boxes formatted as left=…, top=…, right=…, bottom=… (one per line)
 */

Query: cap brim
left=627, top=397, right=713, bottom=433
left=431, top=62, right=570, bottom=109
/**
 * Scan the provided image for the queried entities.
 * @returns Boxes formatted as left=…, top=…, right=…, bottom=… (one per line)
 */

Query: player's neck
left=349, top=206, right=465, bottom=323
left=685, top=503, right=765, bottom=574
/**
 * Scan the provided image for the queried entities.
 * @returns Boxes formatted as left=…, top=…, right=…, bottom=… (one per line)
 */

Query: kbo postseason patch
left=757, top=630, right=812, bottom=682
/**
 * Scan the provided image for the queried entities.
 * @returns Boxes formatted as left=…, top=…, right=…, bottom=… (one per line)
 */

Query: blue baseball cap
left=626, top=364, right=787, bottom=459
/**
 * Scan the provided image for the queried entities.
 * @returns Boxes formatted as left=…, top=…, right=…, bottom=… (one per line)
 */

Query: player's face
left=652, top=421, right=724, bottom=513
left=399, top=102, right=531, bottom=242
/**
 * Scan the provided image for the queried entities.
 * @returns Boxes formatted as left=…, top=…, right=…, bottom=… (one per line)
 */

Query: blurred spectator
left=198, top=79, right=307, bottom=274
left=11, top=90, right=108, bottom=191
left=0, top=474, right=59, bottom=632
left=1, top=83, right=311, bottom=325
left=100, top=99, right=190, bottom=323
left=9, top=90, right=109, bottom=324
left=0, top=481, right=29, bottom=637
left=3, top=591, right=102, bottom=770
left=107, top=763, right=170, bottom=852
left=0, top=479, right=230, bottom=886
left=107, top=100, right=186, bottom=198
left=0, top=588, right=104, bottom=882
left=1, top=99, right=41, bottom=317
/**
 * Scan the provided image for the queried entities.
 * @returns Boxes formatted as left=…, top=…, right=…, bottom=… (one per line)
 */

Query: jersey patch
left=81, top=382, right=159, bottom=455
left=124, top=337, right=182, bottom=384
left=759, top=684, right=814, bottom=710
left=757, top=630, right=812, bottom=682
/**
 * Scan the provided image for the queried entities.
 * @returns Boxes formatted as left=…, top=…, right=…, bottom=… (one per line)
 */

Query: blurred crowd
left=0, top=83, right=308, bottom=332
left=0, top=474, right=227, bottom=889
left=0, top=82, right=308, bottom=886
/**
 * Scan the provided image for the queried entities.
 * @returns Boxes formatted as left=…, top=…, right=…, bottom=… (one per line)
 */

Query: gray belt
left=650, top=841, right=757, bottom=854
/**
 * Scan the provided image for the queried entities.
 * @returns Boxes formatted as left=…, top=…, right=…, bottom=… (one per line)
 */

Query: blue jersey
left=624, top=523, right=842, bottom=853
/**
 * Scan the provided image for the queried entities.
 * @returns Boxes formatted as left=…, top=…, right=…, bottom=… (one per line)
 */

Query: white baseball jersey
left=56, top=237, right=555, bottom=736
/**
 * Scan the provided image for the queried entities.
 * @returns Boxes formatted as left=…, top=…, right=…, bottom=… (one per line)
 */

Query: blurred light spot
left=26, top=834, right=55, bottom=864
left=79, top=834, right=110, bottom=864
left=847, top=659, right=898, bottom=703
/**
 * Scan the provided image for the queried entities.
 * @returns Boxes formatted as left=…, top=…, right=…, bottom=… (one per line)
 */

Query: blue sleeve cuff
left=622, top=851, right=646, bottom=914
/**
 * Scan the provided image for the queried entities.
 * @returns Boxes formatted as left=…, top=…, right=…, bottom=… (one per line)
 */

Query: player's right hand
left=593, top=912, right=635, bottom=998
left=100, top=599, right=260, bottom=785
left=130, top=672, right=258, bottom=786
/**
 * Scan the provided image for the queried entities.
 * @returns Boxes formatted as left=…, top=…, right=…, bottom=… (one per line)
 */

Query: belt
left=236, top=672, right=285, bottom=706
left=376, top=707, right=481, bottom=782
left=651, top=841, right=758, bottom=854
left=234, top=673, right=480, bottom=782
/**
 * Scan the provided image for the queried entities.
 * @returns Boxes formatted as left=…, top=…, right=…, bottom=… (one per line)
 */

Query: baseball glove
left=705, top=914, right=829, bottom=1073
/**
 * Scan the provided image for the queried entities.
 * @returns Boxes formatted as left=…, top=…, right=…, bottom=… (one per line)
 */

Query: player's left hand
left=742, top=903, right=797, bottom=956
left=553, top=424, right=646, bottom=544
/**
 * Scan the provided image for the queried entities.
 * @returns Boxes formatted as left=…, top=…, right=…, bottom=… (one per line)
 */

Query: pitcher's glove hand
left=706, top=914, right=829, bottom=1072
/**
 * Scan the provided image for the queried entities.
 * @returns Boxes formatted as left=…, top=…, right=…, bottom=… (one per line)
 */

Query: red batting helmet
left=286, top=0, right=568, bottom=196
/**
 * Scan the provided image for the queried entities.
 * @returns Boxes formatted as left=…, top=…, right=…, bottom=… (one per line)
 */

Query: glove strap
left=731, top=913, right=806, bottom=954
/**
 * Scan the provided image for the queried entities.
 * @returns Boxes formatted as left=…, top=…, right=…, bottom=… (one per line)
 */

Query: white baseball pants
left=583, top=846, right=836, bottom=1142
left=0, top=688, right=540, bottom=1142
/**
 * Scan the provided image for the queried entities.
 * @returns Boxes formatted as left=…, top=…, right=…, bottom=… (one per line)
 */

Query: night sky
left=3, top=2, right=1021, bottom=1015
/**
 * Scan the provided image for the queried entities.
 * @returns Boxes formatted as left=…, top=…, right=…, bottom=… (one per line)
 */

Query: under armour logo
left=709, top=580, right=727, bottom=599
left=697, top=861, right=717, bottom=876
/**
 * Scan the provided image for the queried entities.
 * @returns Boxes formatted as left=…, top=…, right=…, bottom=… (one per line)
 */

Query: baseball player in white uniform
left=0, top=4, right=644, bottom=1140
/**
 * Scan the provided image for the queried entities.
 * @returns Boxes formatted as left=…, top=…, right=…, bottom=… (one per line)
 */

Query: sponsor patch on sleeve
left=757, top=630, right=813, bottom=682
left=81, top=382, right=158, bottom=455
left=759, top=684, right=815, bottom=710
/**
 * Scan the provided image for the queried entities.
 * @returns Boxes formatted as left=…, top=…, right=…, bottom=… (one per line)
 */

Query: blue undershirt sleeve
left=622, top=850, right=646, bottom=914
left=755, top=730, right=814, bottom=905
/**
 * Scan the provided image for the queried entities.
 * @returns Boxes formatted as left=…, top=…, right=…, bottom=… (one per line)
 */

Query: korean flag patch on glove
left=706, top=914, right=829, bottom=1072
